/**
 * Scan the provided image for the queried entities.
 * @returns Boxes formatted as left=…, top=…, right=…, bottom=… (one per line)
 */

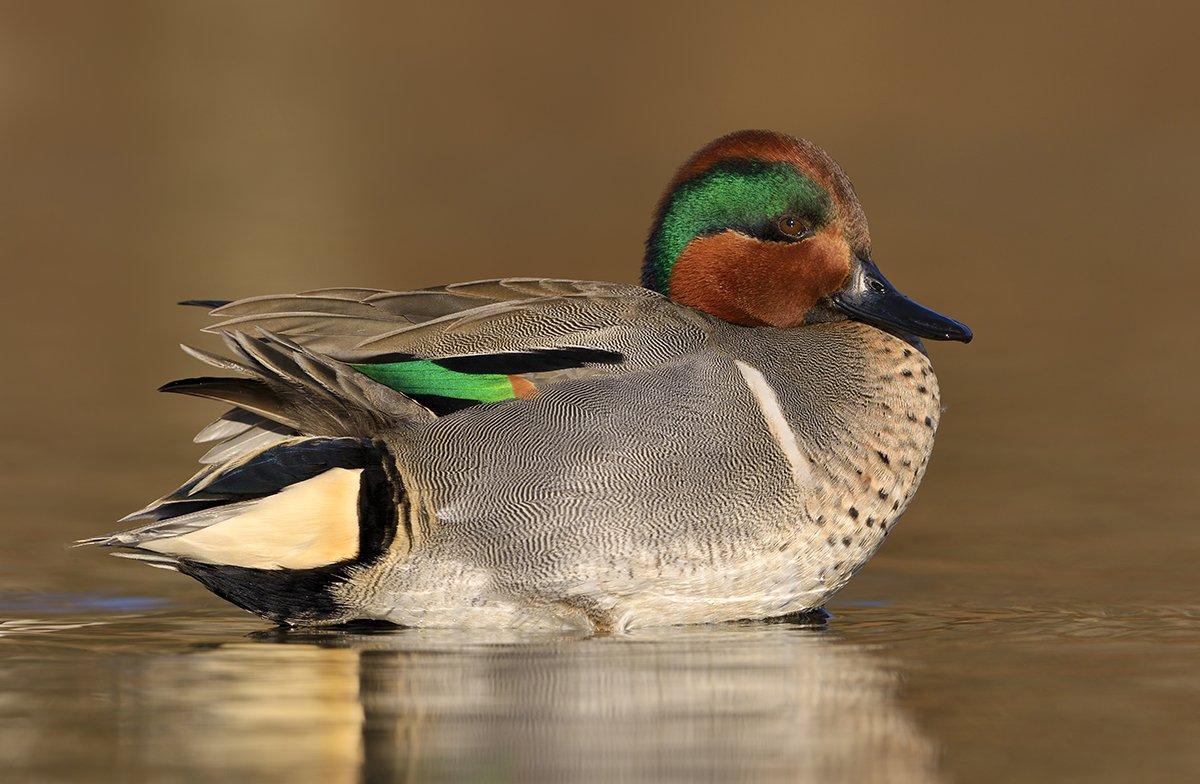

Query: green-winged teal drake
left=82, top=130, right=972, bottom=630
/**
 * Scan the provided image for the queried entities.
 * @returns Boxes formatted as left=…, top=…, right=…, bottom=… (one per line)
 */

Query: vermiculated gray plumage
left=84, top=279, right=944, bottom=630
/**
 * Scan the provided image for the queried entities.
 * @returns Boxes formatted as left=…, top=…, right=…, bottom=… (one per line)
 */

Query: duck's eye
left=776, top=214, right=811, bottom=239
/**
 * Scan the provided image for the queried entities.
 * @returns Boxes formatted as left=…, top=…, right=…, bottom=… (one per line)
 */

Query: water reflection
left=346, top=624, right=940, bottom=783
left=0, top=612, right=942, bottom=782
left=33, top=618, right=939, bottom=783
left=10, top=600, right=1199, bottom=782
left=135, top=642, right=366, bottom=782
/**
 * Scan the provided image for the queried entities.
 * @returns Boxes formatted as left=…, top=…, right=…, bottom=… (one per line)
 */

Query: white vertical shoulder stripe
left=735, top=361, right=812, bottom=488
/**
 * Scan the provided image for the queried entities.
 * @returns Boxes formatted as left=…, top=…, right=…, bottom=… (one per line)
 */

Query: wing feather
left=175, top=279, right=715, bottom=419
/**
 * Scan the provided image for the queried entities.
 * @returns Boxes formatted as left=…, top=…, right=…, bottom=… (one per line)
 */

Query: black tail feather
left=179, top=299, right=232, bottom=309
left=199, top=437, right=373, bottom=497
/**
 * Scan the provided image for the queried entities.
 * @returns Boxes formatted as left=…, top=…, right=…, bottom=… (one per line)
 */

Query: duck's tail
left=79, top=330, right=432, bottom=625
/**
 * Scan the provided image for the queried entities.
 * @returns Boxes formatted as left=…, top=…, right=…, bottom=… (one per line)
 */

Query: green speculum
left=351, top=360, right=517, bottom=402
left=642, top=160, right=831, bottom=293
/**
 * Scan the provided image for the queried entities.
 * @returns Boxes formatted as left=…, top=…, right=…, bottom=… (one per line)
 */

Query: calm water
left=3, top=591, right=1198, bottom=783
left=5, top=3, right=1200, bottom=782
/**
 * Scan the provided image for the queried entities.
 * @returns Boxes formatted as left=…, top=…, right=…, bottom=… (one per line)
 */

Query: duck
left=81, top=130, right=971, bottom=631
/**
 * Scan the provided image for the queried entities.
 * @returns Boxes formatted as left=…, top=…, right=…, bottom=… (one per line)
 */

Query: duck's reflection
left=153, top=622, right=939, bottom=783
left=130, top=641, right=365, bottom=782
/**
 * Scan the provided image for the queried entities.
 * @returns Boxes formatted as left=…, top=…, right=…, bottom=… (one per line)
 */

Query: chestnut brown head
left=643, top=130, right=970, bottom=343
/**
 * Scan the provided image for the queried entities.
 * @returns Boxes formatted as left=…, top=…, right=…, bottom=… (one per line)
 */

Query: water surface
left=3, top=582, right=1197, bottom=782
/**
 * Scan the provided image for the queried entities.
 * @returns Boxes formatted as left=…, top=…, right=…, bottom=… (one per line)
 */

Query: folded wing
left=187, top=278, right=714, bottom=413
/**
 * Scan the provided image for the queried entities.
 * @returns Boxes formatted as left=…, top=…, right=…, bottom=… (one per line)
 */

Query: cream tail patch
left=142, top=468, right=363, bottom=569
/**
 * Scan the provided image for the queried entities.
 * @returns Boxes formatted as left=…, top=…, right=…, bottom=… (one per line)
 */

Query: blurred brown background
left=4, top=1, right=1198, bottom=598
left=2, top=3, right=1199, bottom=781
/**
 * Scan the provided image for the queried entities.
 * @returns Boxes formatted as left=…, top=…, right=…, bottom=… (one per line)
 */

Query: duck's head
left=644, top=130, right=971, bottom=344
